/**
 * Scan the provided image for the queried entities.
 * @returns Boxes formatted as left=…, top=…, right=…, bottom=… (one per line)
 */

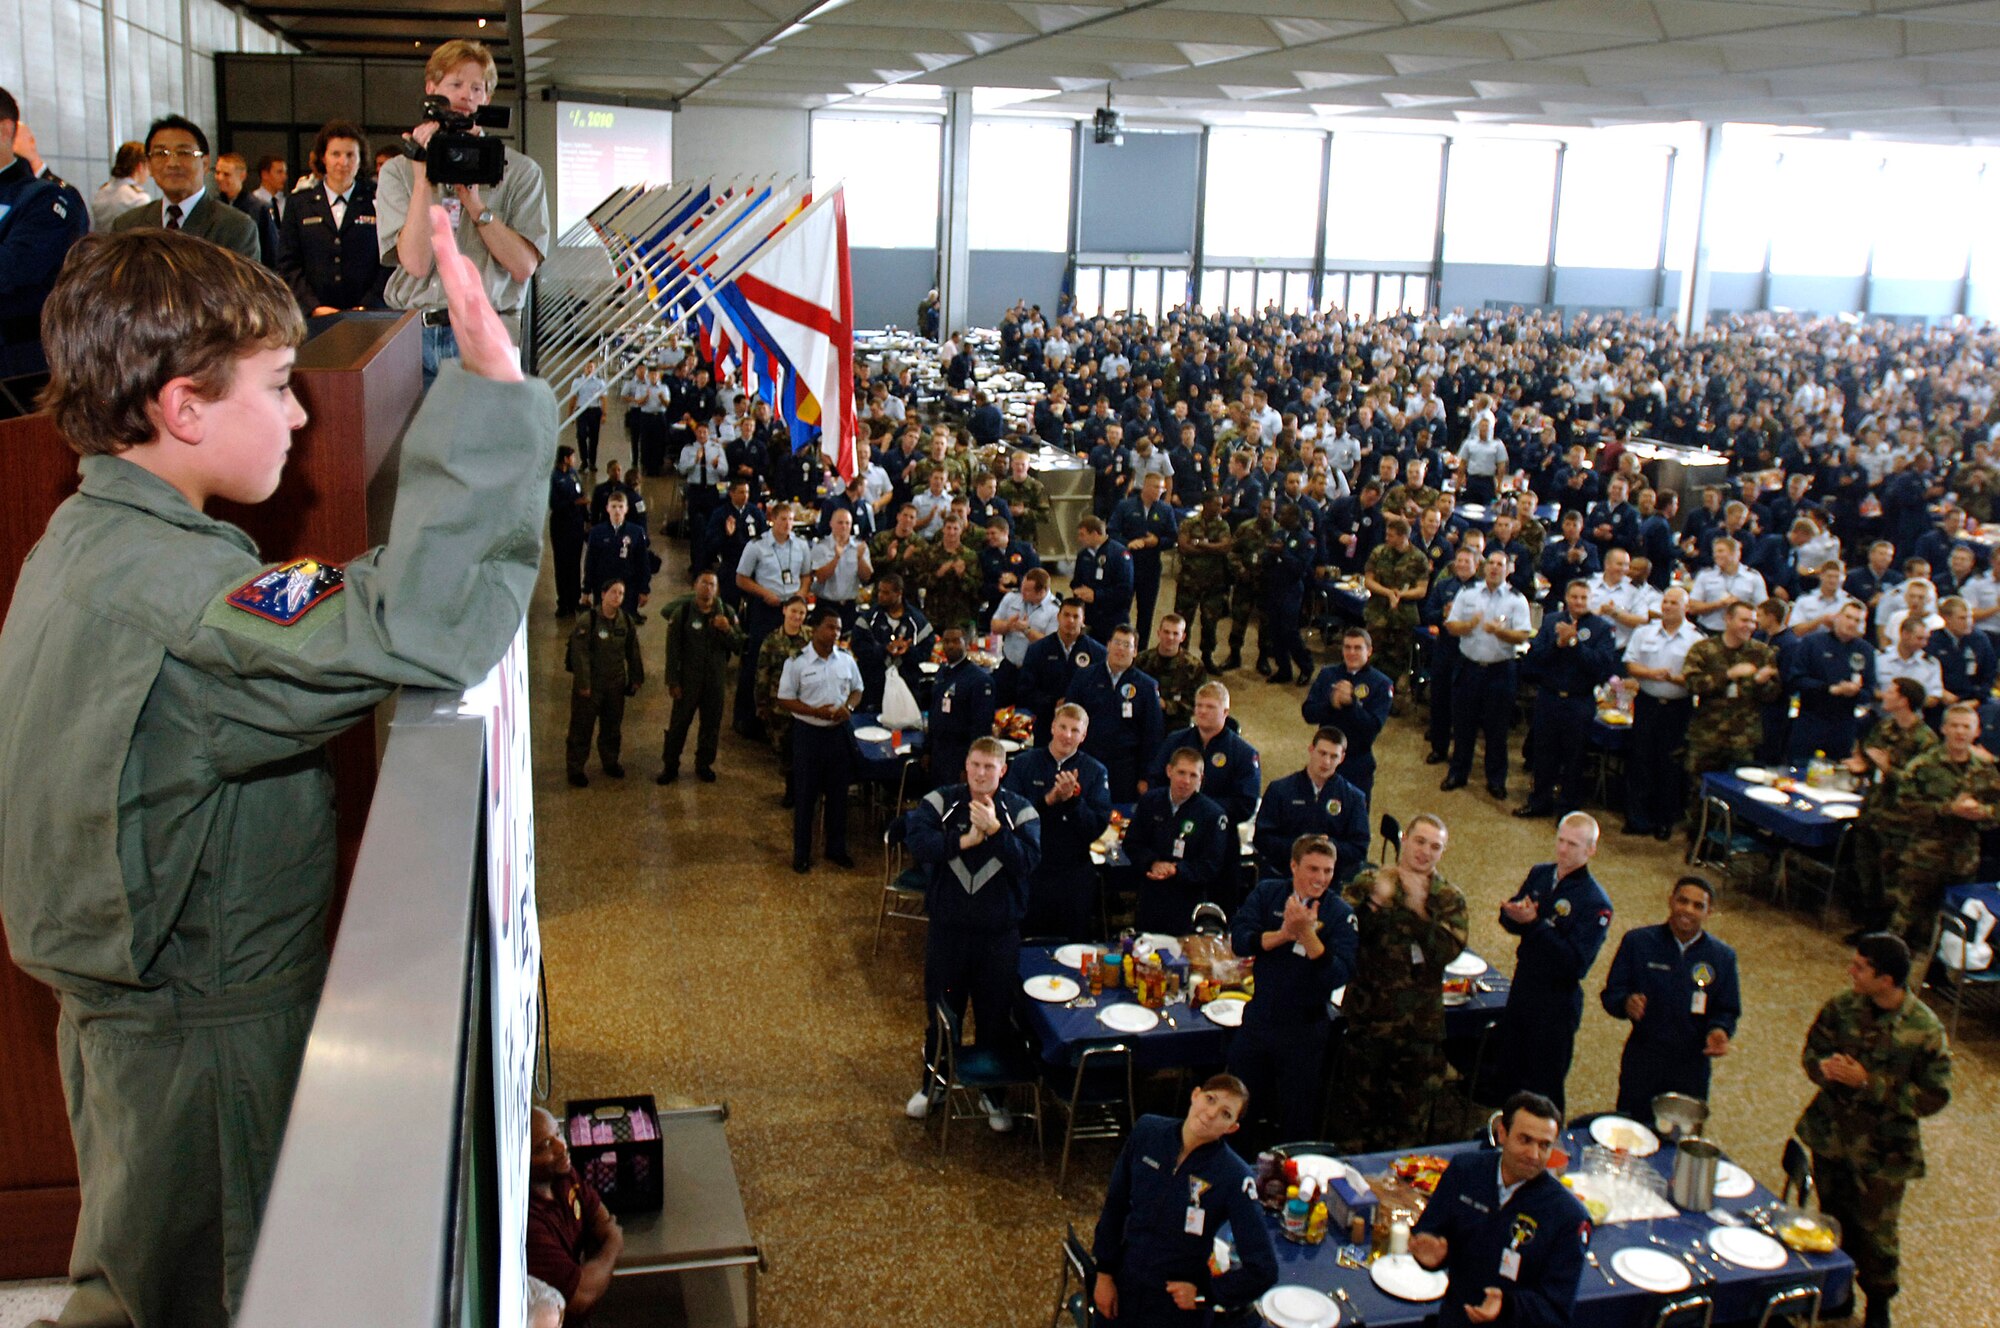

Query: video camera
left=407, top=95, right=511, bottom=188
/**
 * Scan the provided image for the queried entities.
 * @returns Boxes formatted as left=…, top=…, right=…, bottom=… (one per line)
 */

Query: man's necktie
left=165, top=203, right=183, bottom=231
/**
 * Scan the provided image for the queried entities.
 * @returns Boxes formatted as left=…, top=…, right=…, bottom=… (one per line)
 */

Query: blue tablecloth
left=1454, top=500, right=1562, bottom=532
left=1246, top=1128, right=1853, bottom=1327
left=1700, top=770, right=1851, bottom=852
left=849, top=710, right=923, bottom=781
left=1592, top=715, right=1632, bottom=753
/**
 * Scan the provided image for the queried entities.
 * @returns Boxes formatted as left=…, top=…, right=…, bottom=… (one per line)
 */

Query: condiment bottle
left=1307, top=1201, right=1329, bottom=1245
left=1282, top=1187, right=1309, bottom=1241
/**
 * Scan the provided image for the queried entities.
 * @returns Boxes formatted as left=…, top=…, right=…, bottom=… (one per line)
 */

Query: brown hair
left=1291, top=834, right=1336, bottom=864
left=425, top=39, right=499, bottom=92
left=38, top=231, right=305, bottom=457
left=112, top=141, right=148, bottom=178
left=311, top=120, right=370, bottom=177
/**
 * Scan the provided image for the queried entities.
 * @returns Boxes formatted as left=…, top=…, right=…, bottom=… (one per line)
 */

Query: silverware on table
left=1586, top=1249, right=1617, bottom=1286
left=1333, top=1285, right=1367, bottom=1328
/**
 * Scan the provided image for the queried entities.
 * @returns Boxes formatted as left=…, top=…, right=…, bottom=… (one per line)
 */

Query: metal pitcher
left=1671, top=1137, right=1722, bottom=1212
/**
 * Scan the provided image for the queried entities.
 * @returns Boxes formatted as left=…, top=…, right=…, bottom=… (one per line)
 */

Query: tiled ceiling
left=499, top=0, right=2000, bottom=142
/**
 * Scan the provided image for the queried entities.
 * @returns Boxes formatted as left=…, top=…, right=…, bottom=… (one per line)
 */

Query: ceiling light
left=477, top=17, right=487, bottom=27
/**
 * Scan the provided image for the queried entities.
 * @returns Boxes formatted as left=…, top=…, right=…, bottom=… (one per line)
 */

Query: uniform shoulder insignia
left=225, top=559, right=345, bottom=624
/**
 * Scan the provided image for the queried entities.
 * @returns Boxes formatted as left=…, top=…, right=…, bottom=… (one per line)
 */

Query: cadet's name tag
left=1499, top=1249, right=1521, bottom=1281
left=226, top=559, right=344, bottom=624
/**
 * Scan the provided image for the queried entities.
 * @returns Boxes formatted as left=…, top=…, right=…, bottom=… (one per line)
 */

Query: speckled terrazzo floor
left=530, top=463, right=2000, bottom=1328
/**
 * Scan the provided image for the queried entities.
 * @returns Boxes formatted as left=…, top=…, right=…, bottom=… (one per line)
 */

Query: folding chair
left=1045, top=1041, right=1136, bottom=1196
left=873, top=811, right=927, bottom=956
left=1650, top=1294, right=1714, bottom=1328
left=1756, top=1283, right=1823, bottom=1328
left=1770, top=823, right=1852, bottom=926
left=1780, top=1136, right=1815, bottom=1208
left=1379, top=813, right=1402, bottom=863
left=1049, top=1223, right=1096, bottom=1328
left=1190, top=902, right=1230, bottom=937
left=1687, top=795, right=1766, bottom=879
left=1927, top=909, right=2000, bottom=1040
left=925, top=999, right=1043, bottom=1168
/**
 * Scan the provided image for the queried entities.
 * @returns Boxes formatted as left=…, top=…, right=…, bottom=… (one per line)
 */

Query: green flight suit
left=566, top=604, right=644, bottom=775
left=0, top=362, right=554, bottom=1328
left=661, top=593, right=744, bottom=775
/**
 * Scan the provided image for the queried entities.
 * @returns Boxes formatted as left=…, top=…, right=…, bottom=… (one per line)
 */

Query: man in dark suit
left=110, top=115, right=261, bottom=263
left=276, top=122, right=388, bottom=314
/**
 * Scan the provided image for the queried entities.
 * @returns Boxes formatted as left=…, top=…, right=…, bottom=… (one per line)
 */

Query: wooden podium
left=0, top=311, right=423, bottom=1279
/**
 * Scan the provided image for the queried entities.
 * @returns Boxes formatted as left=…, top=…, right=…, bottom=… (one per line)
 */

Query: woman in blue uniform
left=276, top=121, right=388, bottom=315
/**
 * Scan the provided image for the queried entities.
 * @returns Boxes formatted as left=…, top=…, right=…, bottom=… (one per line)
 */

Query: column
left=1679, top=124, right=1725, bottom=336
left=937, top=89, right=973, bottom=338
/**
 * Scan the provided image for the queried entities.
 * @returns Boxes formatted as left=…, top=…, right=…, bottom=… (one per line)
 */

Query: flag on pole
left=732, top=189, right=857, bottom=480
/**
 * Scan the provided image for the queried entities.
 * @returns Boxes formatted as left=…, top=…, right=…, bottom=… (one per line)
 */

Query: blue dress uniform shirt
left=1638, top=512, right=1678, bottom=588
left=1110, top=496, right=1181, bottom=568
left=904, top=784, right=1042, bottom=930
left=1228, top=877, right=1357, bottom=1027
left=1500, top=863, right=1614, bottom=1027
left=1124, top=787, right=1232, bottom=936
left=1149, top=724, right=1261, bottom=826
left=850, top=604, right=932, bottom=708
left=775, top=644, right=865, bottom=723
left=1092, top=1115, right=1279, bottom=1316
left=1252, top=770, right=1368, bottom=882
left=1410, top=1151, right=1589, bottom=1328
left=1524, top=610, right=1618, bottom=698
left=583, top=519, right=652, bottom=597
left=1600, top=922, right=1742, bottom=1115
left=1929, top=627, right=1996, bottom=702
left=928, top=659, right=996, bottom=781
left=1075, top=539, right=1135, bottom=640
left=736, top=530, right=813, bottom=601
left=1066, top=663, right=1165, bottom=799
left=1300, top=664, right=1393, bottom=793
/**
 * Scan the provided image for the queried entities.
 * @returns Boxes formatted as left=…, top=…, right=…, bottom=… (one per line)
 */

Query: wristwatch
left=475, top=209, right=496, bottom=226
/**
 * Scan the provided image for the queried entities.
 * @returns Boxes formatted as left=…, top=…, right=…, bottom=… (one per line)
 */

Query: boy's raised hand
left=430, top=204, right=523, bottom=384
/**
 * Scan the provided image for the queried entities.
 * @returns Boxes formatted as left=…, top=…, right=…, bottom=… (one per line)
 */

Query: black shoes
left=1513, top=804, right=1552, bottom=819
left=603, top=762, right=625, bottom=779
left=656, top=767, right=679, bottom=786
left=697, top=767, right=717, bottom=783
left=1270, top=671, right=1294, bottom=685
left=567, top=771, right=588, bottom=788
left=792, top=858, right=811, bottom=874
left=1653, top=828, right=1672, bottom=842
left=1487, top=784, right=1508, bottom=800
left=1222, top=651, right=1243, bottom=671
left=1202, top=656, right=1220, bottom=675
left=827, top=852, right=856, bottom=870
left=1440, top=774, right=1467, bottom=791
left=1424, top=750, right=1447, bottom=765
left=1621, top=823, right=1651, bottom=837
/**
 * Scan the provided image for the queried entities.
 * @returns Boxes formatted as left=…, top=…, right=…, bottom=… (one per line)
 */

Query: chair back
left=1380, top=812, right=1403, bottom=862
left=1191, top=902, right=1229, bottom=936
left=1650, top=1293, right=1714, bottom=1328
left=1754, top=1283, right=1822, bottom=1328
left=1780, top=1137, right=1814, bottom=1207
left=1063, top=1223, right=1096, bottom=1284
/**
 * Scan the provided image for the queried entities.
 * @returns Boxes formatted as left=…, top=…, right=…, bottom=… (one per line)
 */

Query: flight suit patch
left=225, top=559, right=345, bottom=624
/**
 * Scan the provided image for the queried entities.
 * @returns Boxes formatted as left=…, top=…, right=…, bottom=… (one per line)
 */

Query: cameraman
left=376, top=39, right=548, bottom=385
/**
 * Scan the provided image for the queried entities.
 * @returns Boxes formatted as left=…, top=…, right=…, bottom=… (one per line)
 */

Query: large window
left=1703, top=130, right=1781, bottom=273
left=810, top=115, right=939, bottom=249
left=1767, top=140, right=1874, bottom=277
left=1553, top=144, right=1670, bottom=270
left=1325, top=133, right=1441, bottom=264
left=1202, top=128, right=1325, bottom=261
left=1873, top=144, right=1980, bottom=281
left=970, top=120, right=1072, bottom=251
left=1442, top=139, right=1558, bottom=266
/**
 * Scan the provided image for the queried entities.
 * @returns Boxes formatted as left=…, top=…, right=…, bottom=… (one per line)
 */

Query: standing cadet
left=1845, top=677, right=1938, bottom=933
left=1005, top=703, right=1111, bottom=941
left=569, top=361, right=608, bottom=471
left=1786, top=599, right=1875, bottom=762
left=1363, top=514, right=1431, bottom=699
left=776, top=606, right=864, bottom=873
left=1224, top=495, right=1277, bottom=672
left=809, top=506, right=871, bottom=627
left=1151, top=679, right=1261, bottom=834
left=849, top=573, right=932, bottom=711
left=1409, top=1092, right=1590, bottom=1328
left=706, top=478, right=765, bottom=604
left=904, top=738, right=1043, bottom=1129
left=1683, top=601, right=1781, bottom=777
left=1336, top=814, right=1467, bottom=1154
left=1066, top=625, right=1164, bottom=802
left=997, top=450, right=1050, bottom=548
left=1110, top=470, right=1179, bottom=641
left=927, top=626, right=996, bottom=792
left=1261, top=503, right=1320, bottom=684
left=870, top=502, right=925, bottom=588
left=1227, top=837, right=1357, bottom=1148
left=548, top=445, right=588, bottom=618
left=976, top=516, right=1040, bottom=630
left=733, top=502, right=812, bottom=737
left=565, top=580, right=643, bottom=785
left=1797, top=935, right=1953, bottom=1328
left=677, top=422, right=730, bottom=570
left=583, top=490, right=651, bottom=617
left=1600, top=874, right=1740, bottom=1118
left=1480, top=815, right=1613, bottom=1114
left=1621, top=586, right=1702, bottom=839
left=1516, top=579, right=1618, bottom=820
left=755, top=596, right=812, bottom=804
left=1873, top=704, right=2000, bottom=956
left=917, top=514, right=983, bottom=633
left=1090, top=1077, right=1279, bottom=1327
left=657, top=570, right=743, bottom=785
left=1442, top=548, right=1534, bottom=800
left=1137, top=614, right=1206, bottom=731
left=1930, top=596, right=1996, bottom=706
left=1174, top=492, right=1234, bottom=672
left=1422, top=545, right=1480, bottom=764
left=1125, top=748, right=1234, bottom=934
left=1254, top=728, right=1368, bottom=883
left=1020, top=597, right=1095, bottom=745
left=1301, top=628, right=1394, bottom=799
left=1073, top=515, right=1135, bottom=644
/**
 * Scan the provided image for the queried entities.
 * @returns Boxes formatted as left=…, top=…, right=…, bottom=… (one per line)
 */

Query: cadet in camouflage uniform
left=1682, top=601, right=1780, bottom=775
left=1381, top=458, right=1441, bottom=521
left=1175, top=491, right=1234, bottom=670
left=997, top=453, right=1052, bottom=548
left=917, top=514, right=983, bottom=631
left=755, top=596, right=812, bottom=801
left=1363, top=513, right=1431, bottom=695
left=1845, top=678, right=1939, bottom=930
left=1226, top=497, right=1278, bottom=670
left=1797, top=933, right=1953, bottom=1328
left=1872, top=704, right=2000, bottom=954
left=658, top=570, right=746, bottom=784
left=870, top=503, right=925, bottom=588
left=1137, top=613, right=1206, bottom=730
left=1335, top=814, right=1469, bottom=1154
left=566, top=580, right=645, bottom=785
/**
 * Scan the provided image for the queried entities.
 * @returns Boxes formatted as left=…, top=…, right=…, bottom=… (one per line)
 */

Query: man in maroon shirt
left=527, top=1107, right=624, bottom=1322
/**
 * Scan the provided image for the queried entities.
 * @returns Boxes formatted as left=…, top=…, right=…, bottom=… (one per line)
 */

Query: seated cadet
left=1302, top=627, right=1394, bottom=798
left=927, top=626, right=996, bottom=792
left=1066, top=624, right=1164, bottom=801
left=1409, top=1092, right=1589, bottom=1328
left=1600, top=875, right=1740, bottom=1120
left=1091, top=1076, right=1278, bottom=1328
left=1021, top=596, right=1095, bottom=745
left=526, top=1107, right=624, bottom=1325
left=1005, top=702, right=1112, bottom=941
left=1254, top=727, right=1369, bottom=883
left=583, top=489, right=651, bottom=618
left=1149, top=681, right=1261, bottom=830
left=849, top=573, right=932, bottom=711
left=1072, top=514, right=1135, bottom=644
left=1125, top=748, right=1234, bottom=933
left=1226, top=837, right=1358, bottom=1149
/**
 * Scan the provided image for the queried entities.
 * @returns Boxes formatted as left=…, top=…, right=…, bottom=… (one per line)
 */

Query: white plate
left=997, top=738, right=1023, bottom=753
left=1714, top=1159, right=1755, bottom=1199
left=1201, top=997, right=1245, bottom=1027
left=1824, top=804, right=1860, bottom=820
left=1024, top=974, right=1080, bottom=1003
left=1099, top=1003, right=1161, bottom=1034
left=1611, top=1247, right=1692, bottom=1294
left=1744, top=785, right=1791, bottom=805
left=1735, top=767, right=1776, bottom=784
left=918, top=661, right=940, bottom=674
left=1445, top=952, right=1489, bottom=978
left=1136, top=933, right=1184, bottom=959
left=1053, top=943, right=1096, bottom=970
left=1443, top=990, right=1470, bottom=1007
left=1709, top=1226, right=1787, bottom=1270
left=1810, top=788, right=1862, bottom=804
left=854, top=725, right=893, bottom=742
left=1258, top=1285, right=1339, bottom=1328
left=1589, top=1115, right=1661, bottom=1156
left=1369, top=1254, right=1448, bottom=1302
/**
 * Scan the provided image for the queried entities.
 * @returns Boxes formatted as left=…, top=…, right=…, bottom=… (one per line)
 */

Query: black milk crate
left=564, top=1094, right=664, bottom=1215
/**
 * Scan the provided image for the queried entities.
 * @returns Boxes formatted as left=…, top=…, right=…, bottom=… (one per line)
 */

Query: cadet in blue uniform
left=1600, top=876, right=1741, bottom=1119
left=1423, top=547, right=1480, bottom=764
left=1111, top=472, right=1180, bottom=641
left=976, top=517, right=1041, bottom=630
left=0, top=87, right=87, bottom=383
left=1790, top=600, right=1876, bottom=762
left=1005, top=702, right=1112, bottom=940
left=927, top=626, right=995, bottom=793
left=1254, top=728, right=1369, bottom=883
left=1149, top=681, right=1261, bottom=829
left=1126, top=748, right=1233, bottom=933
left=1409, top=1092, right=1589, bottom=1328
left=903, top=738, right=1042, bottom=1128
left=548, top=446, right=589, bottom=617
left=1066, top=625, right=1164, bottom=802
left=705, top=479, right=766, bottom=603
left=1301, top=628, right=1394, bottom=799
left=849, top=573, right=931, bottom=711
left=1929, top=597, right=1996, bottom=706
left=1479, top=816, right=1614, bottom=1113
left=1020, top=598, right=1095, bottom=745
left=1261, top=505, right=1321, bottom=684
left=582, top=490, right=651, bottom=613
left=1074, top=515, right=1135, bottom=644
left=1516, top=579, right=1618, bottom=819
left=1092, top=1076, right=1279, bottom=1328
left=1227, top=838, right=1357, bottom=1146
